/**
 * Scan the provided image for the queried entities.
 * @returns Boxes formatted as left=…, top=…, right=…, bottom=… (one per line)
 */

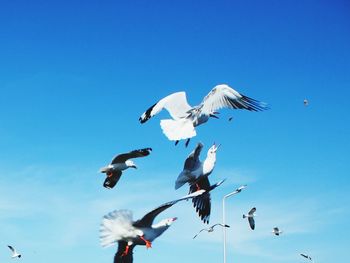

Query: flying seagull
left=175, top=142, right=219, bottom=190
left=139, top=84, right=268, bottom=145
left=303, top=99, right=309, bottom=106
left=300, top=253, right=312, bottom=261
left=100, top=190, right=205, bottom=263
left=243, top=207, right=256, bottom=230
left=7, top=245, right=21, bottom=258
left=272, top=227, right=283, bottom=236
left=100, top=148, right=152, bottom=189
left=193, top=223, right=230, bottom=239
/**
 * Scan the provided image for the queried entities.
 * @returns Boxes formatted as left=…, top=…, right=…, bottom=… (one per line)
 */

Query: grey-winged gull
left=139, top=84, right=268, bottom=145
left=100, top=190, right=205, bottom=263
left=100, top=148, right=152, bottom=189
left=272, top=227, right=283, bottom=236
left=193, top=223, right=230, bottom=239
left=243, top=207, right=256, bottom=230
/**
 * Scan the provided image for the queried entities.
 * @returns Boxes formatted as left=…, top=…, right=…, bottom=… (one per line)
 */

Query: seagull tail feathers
left=100, top=210, right=134, bottom=248
left=160, top=119, right=196, bottom=141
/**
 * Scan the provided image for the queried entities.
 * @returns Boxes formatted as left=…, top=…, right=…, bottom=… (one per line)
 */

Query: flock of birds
left=6, top=84, right=311, bottom=262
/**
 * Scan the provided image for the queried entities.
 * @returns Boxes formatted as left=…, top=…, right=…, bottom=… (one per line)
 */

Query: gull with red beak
left=100, top=148, right=152, bottom=189
left=100, top=190, right=205, bottom=263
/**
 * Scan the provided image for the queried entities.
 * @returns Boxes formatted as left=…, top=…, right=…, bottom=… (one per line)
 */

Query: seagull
left=188, top=177, right=225, bottom=223
left=272, top=227, right=283, bottom=236
left=175, top=142, right=219, bottom=190
left=7, top=245, right=21, bottom=258
left=300, top=253, right=312, bottom=261
left=243, top=207, right=256, bottom=230
left=303, top=99, right=309, bottom=106
left=100, top=148, right=152, bottom=189
left=234, top=185, right=247, bottom=193
left=193, top=223, right=230, bottom=239
left=139, top=84, right=268, bottom=145
left=100, top=190, right=205, bottom=263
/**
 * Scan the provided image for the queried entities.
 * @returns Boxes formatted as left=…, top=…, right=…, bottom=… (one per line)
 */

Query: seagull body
left=8, top=245, right=21, bottom=258
left=100, top=148, right=152, bottom=189
left=243, top=207, right=256, bottom=230
left=100, top=190, right=205, bottom=263
left=139, top=84, right=268, bottom=143
left=300, top=253, right=312, bottom=261
left=193, top=223, right=230, bottom=239
left=175, top=142, right=219, bottom=190
left=272, top=227, right=283, bottom=236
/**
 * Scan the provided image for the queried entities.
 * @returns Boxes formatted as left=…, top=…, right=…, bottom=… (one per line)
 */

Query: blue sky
left=0, top=0, right=349, bottom=262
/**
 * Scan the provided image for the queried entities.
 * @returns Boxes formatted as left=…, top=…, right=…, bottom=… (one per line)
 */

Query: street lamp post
left=222, top=185, right=247, bottom=263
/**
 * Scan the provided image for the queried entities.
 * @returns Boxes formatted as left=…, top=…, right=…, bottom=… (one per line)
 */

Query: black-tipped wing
left=248, top=217, right=255, bottom=230
left=248, top=207, right=256, bottom=215
left=114, top=241, right=135, bottom=263
left=183, top=143, right=203, bottom=171
left=212, top=223, right=230, bottom=229
left=103, top=170, right=122, bottom=189
left=199, top=84, right=269, bottom=115
left=111, top=148, right=152, bottom=164
left=139, top=92, right=192, bottom=123
left=133, top=191, right=205, bottom=228
left=7, top=245, right=15, bottom=253
left=189, top=177, right=212, bottom=224
left=193, top=228, right=207, bottom=239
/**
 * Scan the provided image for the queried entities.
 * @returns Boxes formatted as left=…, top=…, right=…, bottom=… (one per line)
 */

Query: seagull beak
left=171, top=217, right=178, bottom=222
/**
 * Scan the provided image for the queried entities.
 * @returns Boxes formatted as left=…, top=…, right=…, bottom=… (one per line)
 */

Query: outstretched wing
left=193, top=228, right=207, bottom=239
left=112, top=148, right=152, bottom=164
left=248, top=217, right=255, bottom=230
left=139, top=92, right=192, bottom=123
left=212, top=223, right=230, bottom=229
left=133, top=190, right=205, bottom=228
left=114, top=241, right=135, bottom=263
left=183, top=142, right=203, bottom=171
left=248, top=207, right=256, bottom=215
left=199, top=84, right=268, bottom=115
left=189, top=177, right=212, bottom=224
left=103, top=170, right=122, bottom=189
left=7, top=245, right=15, bottom=253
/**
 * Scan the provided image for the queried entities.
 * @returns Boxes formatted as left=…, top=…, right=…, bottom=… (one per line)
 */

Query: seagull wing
left=189, top=177, right=212, bottom=224
left=139, top=92, right=192, bottom=123
left=212, top=223, right=229, bottom=229
left=114, top=241, right=135, bottom=263
left=7, top=245, right=15, bottom=254
left=193, top=228, right=207, bottom=239
left=300, top=254, right=308, bottom=259
left=111, top=148, right=152, bottom=164
left=103, top=170, right=122, bottom=189
left=133, top=190, right=205, bottom=228
left=273, top=227, right=279, bottom=232
left=248, top=207, right=256, bottom=215
left=199, top=84, right=268, bottom=115
left=183, top=142, right=203, bottom=171
left=248, top=217, right=255, bottom=230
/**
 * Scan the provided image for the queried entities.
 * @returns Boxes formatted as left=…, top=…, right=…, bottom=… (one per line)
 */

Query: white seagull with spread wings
left=7, top=245, right=21, bottom=258
left=193, top=223, right=230, bottom=239
left=100, top=190, right=205, bottom=263
left=100, top=148, right=152, bottom=189
left=139, top=84, right=268, bottom=146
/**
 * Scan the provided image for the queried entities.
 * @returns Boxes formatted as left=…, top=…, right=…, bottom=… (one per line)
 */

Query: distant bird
left=175, top=142, right=219, bottom=190
left=228, top=116, right=234, bottom=121
left=243, top=207, right=256, bottom=230
left=188, top=177, right=225, bottom=223
left=193, top=223, right=230, bottom=239
left=100, top=190, right=205, bottom=263
left=300, top=253, right=312, bottom=261
left=139, top=84, right=268, bottom=145
left=272, top=227, right=283, bottom=236
left=234, top=185, right=247, bottom=193
left=100, top=148, right=152, bottom=189
left=7, top=245, right=21, bottom=258
left=303, top=99, right=309, bottom=106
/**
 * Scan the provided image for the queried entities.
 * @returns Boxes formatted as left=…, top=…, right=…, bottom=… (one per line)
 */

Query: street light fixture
left=222, top=184, right=247, bottom=263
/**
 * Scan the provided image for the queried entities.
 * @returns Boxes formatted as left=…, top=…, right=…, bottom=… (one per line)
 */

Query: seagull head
left=158, top=217, right=178, bottom=227
left=99, top=164, right=113, bottom=173
left=208, top=142, right=220, bottom=154
left=126, top=160, right=137, bottom=169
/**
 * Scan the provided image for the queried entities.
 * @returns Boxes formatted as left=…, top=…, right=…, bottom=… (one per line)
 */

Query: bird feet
left=121, top=245, right=129, bottom=256
left=139, top=235, right=152, bottom=249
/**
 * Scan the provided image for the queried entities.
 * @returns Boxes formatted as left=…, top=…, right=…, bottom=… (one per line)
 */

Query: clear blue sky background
left=0, top=0, right=349, bottom=262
